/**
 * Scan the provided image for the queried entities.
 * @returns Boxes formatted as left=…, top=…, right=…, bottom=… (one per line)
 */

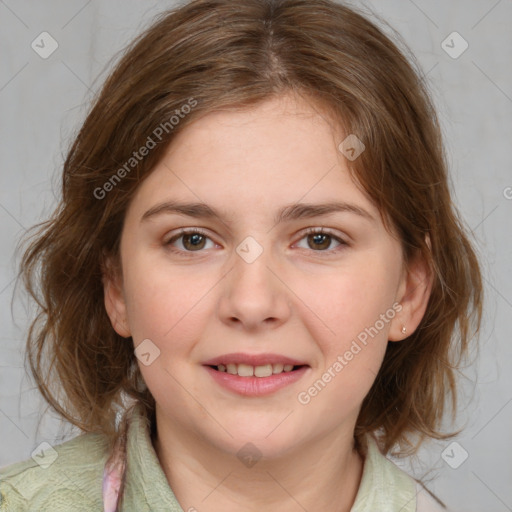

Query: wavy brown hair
left=17, top=0, right=482, bottom=458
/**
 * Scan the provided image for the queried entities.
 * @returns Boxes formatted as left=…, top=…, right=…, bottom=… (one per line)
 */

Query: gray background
left=0, top=1, right=511, bottom=510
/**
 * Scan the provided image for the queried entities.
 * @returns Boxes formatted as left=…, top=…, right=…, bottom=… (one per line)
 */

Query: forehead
left=167, top=93, right=342, bottom=162
left=125, top=93, right=379, bottom=225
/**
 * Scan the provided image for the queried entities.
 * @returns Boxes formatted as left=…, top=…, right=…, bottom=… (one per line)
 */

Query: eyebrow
left=140, top=200, right=375, bottom=225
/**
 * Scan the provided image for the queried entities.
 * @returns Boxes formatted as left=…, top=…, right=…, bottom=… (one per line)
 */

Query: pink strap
left=102, top=420, right=128, bottom=512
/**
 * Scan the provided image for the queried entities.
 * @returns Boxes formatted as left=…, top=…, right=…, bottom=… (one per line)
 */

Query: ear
left=388, top=241, right=433, bottom=342
left=101, top=254, right=131, bottom=338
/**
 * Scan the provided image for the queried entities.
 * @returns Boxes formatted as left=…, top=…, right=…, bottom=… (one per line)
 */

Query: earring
left=401, top=326, right=407, bottom=335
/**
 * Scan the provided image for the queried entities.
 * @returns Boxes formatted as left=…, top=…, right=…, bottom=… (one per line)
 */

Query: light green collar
left=122, top=404, right=416, bottom=511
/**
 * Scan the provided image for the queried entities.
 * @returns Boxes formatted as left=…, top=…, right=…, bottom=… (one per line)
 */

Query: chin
left=220, top=421, right=305, bottom=460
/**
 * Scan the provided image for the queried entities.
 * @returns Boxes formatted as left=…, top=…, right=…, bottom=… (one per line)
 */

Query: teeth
left=237, top=364, right=254, bottom=377
left=215, top=363, right=298, bottom=377
left=254, top=364, right=273, bottom=377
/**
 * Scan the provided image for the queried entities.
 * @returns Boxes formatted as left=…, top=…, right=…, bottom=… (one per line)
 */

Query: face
left=104, top=93, right=430, bottom=461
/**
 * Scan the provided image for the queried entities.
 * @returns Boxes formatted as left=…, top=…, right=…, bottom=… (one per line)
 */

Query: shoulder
left=352, top=435, right=418, bottom=511
left=0, top=432, right=109, bottom=512
left=354, top=435, right=451, bottom=512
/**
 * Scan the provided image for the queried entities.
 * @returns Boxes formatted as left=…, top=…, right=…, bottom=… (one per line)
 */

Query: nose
left=217, top=237, right=292, bottom=331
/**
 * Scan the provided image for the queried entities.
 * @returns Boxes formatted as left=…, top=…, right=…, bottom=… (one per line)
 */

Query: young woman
left=0, top=1, right=482, bottom=510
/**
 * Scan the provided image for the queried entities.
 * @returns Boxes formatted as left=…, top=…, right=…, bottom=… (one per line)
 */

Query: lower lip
left=203, top=365, right=309, bottom=396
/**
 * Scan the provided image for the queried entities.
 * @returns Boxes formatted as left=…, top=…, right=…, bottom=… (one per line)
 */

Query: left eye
left=164, top=228, right=346, bottom=255
left=295, top=228, right=346, bottom=252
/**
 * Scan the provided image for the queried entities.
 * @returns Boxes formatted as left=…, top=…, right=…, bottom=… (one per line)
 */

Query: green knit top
left=0, top=403, right=446, bottom=511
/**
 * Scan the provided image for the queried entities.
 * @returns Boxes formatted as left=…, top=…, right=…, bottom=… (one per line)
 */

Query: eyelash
left=164, top=227, right=348, bottom=258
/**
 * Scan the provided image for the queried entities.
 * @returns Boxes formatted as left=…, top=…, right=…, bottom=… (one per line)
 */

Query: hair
left=17, top=0, right=482, bottom=459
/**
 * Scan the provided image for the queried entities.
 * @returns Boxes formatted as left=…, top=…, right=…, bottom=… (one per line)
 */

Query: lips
left=202, top=352, right=310, bottom=395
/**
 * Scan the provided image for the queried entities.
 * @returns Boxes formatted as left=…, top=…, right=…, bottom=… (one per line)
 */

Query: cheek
left=122, top=255, right=214, bottom=342
left=294, top=260, right=399, bottom=353
left=122, top=260, right=213, bottom=404
left=294, top=269, right=395, bottom=415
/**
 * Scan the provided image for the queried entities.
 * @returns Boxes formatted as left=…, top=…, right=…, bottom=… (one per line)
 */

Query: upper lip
left=202, top=353, right=309, bottom=367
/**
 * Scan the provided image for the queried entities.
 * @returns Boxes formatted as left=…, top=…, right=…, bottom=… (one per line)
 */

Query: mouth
left=202, top=353, right=310, bottom=396
left=207, top=363, right=307, bottom=377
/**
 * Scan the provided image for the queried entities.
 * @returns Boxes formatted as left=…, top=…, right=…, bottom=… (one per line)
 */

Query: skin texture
left=103, top=92, right=432, bottom=511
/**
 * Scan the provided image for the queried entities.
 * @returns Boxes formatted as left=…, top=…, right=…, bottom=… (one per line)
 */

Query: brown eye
left=296, top=228, right=347, bottom=254
left=181, top=232, right=207, bottom=251
left=165, top=228, right=214, bottom=254
left=307, top=232, right=332, bottom=250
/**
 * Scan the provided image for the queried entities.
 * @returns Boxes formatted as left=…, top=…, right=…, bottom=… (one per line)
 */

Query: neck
left=153, top=413, right=364, bottom=512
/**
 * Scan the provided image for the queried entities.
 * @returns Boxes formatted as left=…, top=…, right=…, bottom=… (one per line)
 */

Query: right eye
left=164, top=228, right=216, bottom=255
